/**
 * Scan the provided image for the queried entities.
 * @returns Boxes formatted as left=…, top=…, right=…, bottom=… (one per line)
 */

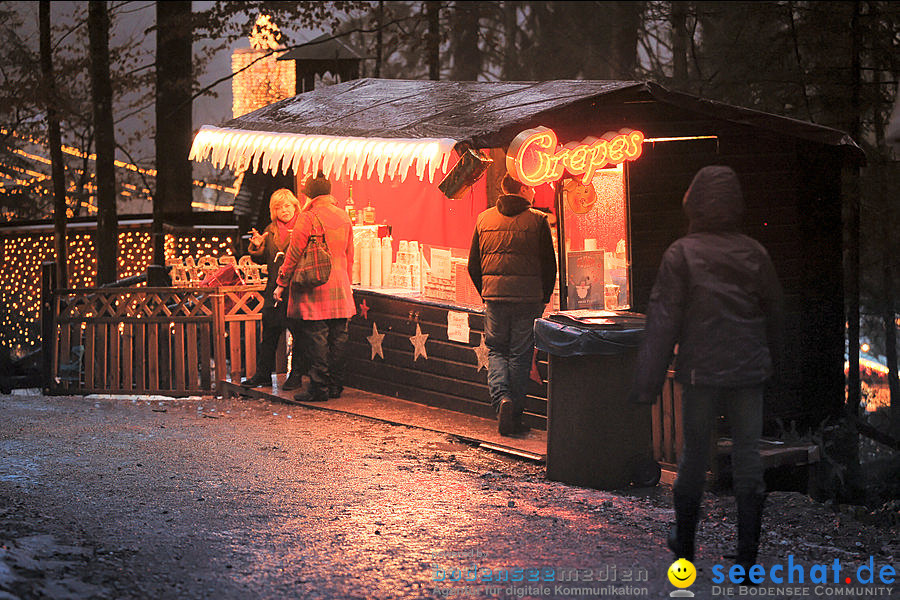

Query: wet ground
left=0, top=392, right=897, bottom=600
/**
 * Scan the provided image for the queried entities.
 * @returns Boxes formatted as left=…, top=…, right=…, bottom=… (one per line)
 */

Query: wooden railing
left=651, top=372, right=683, bottom=468
left=43, top=262, right=270, bottom=396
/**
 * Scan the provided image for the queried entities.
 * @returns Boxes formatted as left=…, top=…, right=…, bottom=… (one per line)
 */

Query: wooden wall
left=343, top=290, right=550, bottom=429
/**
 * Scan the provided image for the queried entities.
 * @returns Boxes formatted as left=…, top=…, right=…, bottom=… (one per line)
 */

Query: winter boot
left=667, top=490, right=702, bottom=561
left=242, top=371, right=272, bottom=387
left=735, top=492, right=766, bottom=585
left=293, top=381, right=328, bottom=403
left=281, top=372, right=304, bottom=391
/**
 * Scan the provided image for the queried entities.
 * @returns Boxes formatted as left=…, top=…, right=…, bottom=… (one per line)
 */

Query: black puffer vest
left=476, top=194, right=548, bottom=303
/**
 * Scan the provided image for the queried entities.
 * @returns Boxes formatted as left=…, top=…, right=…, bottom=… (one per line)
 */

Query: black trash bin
left=535, top=313, right=660, bottom=490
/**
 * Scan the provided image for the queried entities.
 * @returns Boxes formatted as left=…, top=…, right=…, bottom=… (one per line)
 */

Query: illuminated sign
left=506, top=126, right=644, bottom=186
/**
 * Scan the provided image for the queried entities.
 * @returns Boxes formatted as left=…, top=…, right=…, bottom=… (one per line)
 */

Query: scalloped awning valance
left=188, top=126, right=458, bottom=183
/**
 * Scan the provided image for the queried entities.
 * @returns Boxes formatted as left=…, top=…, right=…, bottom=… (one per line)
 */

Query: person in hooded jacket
left=468, top=174, right=557, bottom=436
left=630, top=165, right=785, bottom=583
left=242, top=188, right=307, bottom=391
left=274, top=173, right=355, bottom=403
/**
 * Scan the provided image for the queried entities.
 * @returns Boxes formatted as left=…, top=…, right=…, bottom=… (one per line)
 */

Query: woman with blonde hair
left=242, top=188, right=307, bottom=390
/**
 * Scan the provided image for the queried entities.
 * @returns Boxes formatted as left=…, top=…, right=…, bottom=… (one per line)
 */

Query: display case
left=559, top=165, right=630, bottom=311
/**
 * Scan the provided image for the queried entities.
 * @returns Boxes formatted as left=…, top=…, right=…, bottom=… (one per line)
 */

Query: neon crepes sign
left=506, top=126, right=645, bottom=186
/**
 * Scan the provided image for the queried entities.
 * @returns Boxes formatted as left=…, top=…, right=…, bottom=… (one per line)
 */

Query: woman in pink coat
left=274, top=173, right=355, bottom=402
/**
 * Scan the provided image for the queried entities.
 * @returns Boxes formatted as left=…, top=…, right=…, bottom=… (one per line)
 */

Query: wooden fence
left=43, top=273, right=271, bottom=396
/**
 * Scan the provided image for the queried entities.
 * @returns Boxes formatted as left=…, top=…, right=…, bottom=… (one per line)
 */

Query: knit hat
left=302, top=172, right=331, bottom=199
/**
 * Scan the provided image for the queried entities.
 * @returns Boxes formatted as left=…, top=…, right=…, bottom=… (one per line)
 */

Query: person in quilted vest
left=274, top=173, right=355, bottom=403
left=468, top=174, right=557, bottom=436
left=242, top=188, right=307, bottom=391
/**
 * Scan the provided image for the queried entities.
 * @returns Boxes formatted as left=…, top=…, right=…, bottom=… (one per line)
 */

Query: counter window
left=560, top=165, right=629, bottom=311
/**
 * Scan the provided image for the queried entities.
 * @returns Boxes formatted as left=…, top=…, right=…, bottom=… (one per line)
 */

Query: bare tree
left=88, top=0, right=117, bottom=285
left=39, top=1, right=67, bottom=288
left=154, top=1, right=193, bottom=268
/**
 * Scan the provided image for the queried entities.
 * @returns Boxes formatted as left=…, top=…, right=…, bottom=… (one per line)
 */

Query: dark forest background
left=0, top=1, right=898, bottom=475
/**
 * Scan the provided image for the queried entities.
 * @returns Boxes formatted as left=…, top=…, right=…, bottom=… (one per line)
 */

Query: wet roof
left=220, top=78, right=861, bottom=155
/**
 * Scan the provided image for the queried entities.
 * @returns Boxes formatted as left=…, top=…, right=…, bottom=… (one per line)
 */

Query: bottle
left=363, top=201, right=376, bottom=225
left=345, top=185, right=357, bottom=225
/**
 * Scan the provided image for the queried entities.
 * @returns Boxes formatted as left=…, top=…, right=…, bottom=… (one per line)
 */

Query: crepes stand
left=189, top=78, right=862, bottom=478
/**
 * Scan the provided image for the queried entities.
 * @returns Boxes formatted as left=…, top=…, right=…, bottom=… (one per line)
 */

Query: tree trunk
left=155, top=1, right=193, bottom=268
left=670, top=1, right=689, bottom=84
left=845, top=0, right=861, bottom=417
left=375, top=0, right=384, bottom=78
left=610, top=1, right=642, bottom=78
left=449, top=1, right=481, bottom=81
left=88, top=0, right=118, bottom=286
left=839, top=0, right=863, bottom=503
left=40, top=1, right=68, bottom=288
left=870, top=38, right=900, bottom=438
left=425, top=1, right=441, bottom=80
left=501, top=1, right=519, bottom=80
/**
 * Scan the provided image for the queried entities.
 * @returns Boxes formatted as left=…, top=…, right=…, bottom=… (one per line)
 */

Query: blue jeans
left=674, top=384, right=765, bottom=498
left=484, top=301, right=544, bottom=415
left=302, top=318, right=349, bottom=390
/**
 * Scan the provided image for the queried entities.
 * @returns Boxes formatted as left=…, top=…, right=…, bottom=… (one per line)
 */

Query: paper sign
left=430, top=247, right=452, bottom=280
left=447, top=311, right=470, bottom=343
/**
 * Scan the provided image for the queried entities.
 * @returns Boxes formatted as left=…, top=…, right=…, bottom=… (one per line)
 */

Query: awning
left=188, top=125, right=457, bottom=183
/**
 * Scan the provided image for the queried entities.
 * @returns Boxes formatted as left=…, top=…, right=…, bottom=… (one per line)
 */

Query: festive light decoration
left=0, top=229, right=234, bottom=354
left=189, top=126, right=457, bottom=184
left=506, top=126, right=644, bottom=186
left=0, top=128, right=238, bottom=219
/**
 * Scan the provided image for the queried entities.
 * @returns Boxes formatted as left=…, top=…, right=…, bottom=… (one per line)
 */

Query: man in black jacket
left=631, top=165, right=784, bottom=582
left=468, top=175, right=557, bottom=436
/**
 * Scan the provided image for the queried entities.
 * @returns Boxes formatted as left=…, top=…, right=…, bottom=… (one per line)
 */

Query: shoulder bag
left=291, top=214, right=332, bottom=288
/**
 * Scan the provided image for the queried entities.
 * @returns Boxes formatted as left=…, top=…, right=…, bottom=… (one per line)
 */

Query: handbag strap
left=308, top=213, right=329, bottom=249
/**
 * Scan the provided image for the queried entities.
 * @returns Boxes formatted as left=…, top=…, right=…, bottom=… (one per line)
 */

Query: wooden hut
left=189, top=78, right=862, bottom=433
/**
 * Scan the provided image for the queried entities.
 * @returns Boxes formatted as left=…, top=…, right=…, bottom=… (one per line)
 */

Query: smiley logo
left=667, top=558, right=696, bottom=588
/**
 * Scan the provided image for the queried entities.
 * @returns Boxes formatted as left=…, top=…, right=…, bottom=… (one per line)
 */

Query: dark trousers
left=256, top=306, right=306, bottom=376
left=303, top=318, right=349, bottom=389
left=674, top=384, right=765, bottom=498
left=484, top=301, right=544, bottom=415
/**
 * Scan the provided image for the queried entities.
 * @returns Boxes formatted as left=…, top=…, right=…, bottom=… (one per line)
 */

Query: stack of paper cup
left=360, top=238, right=371, bottom=287
left=370, top=238, right=382, bottom=287
left=352, top=238, right=361, bottom=284
left=382, top=237, right=392, bottom=285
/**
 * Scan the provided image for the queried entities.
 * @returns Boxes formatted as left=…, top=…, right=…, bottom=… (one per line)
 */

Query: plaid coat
left=276, top=195, right=356, bottom=321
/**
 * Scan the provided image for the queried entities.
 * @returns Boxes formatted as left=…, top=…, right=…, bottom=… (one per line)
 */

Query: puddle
left=0, top=443, right=41, bottom=484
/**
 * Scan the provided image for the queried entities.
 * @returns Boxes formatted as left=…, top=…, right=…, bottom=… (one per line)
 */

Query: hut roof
left=189, top=79, right=862, bottom=182
left=223, top=78, right=859, bottom=149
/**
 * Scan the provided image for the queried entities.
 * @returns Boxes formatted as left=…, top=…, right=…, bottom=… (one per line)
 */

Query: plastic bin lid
left=534, top=313, right=645, bottom=356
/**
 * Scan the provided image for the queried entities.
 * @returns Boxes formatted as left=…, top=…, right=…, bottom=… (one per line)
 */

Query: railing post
left=41, top=261, right=56, bottom=394
left=212, top=289, right=227, bottom=390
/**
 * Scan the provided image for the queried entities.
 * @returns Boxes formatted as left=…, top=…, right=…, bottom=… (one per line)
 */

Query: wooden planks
left=344, top=290, right=549, bottom=429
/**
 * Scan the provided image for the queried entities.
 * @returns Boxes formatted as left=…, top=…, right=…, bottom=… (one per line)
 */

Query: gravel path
left=0, top=393, right=896, bottom=600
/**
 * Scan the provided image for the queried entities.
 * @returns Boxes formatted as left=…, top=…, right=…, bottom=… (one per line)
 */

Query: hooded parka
left=632, top=166, right=785, bottom=394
